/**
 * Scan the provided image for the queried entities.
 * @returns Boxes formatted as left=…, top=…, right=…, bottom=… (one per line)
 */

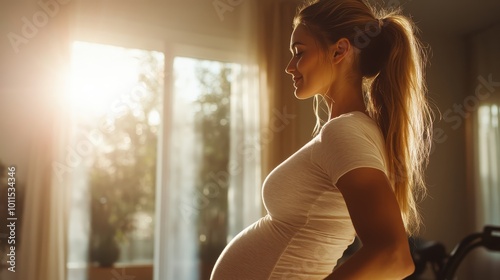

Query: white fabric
left=211, top=111, right=388, bottom=280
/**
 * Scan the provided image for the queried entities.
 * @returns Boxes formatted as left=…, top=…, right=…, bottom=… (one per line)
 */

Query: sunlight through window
left=67, top=41, right=164, bottom=276
left=69, top=41, right=147, bottom=120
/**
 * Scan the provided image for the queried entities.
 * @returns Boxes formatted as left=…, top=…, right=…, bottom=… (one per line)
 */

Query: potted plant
left=89, top=194, right=129, bottom=267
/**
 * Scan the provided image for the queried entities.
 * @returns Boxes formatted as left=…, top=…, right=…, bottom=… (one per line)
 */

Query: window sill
left=89, top=263, right=153, bottom=280
left=68, top=263, right=153, bottom=280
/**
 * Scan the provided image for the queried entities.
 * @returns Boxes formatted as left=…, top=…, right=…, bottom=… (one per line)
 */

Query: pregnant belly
left=210, top=215, right=350, bottom=280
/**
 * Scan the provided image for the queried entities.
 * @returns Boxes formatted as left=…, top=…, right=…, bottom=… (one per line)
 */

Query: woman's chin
left=294, top=89, right=314, bottom=100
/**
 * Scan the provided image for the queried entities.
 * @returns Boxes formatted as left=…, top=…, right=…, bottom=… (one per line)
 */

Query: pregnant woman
left=211, top=0, right=432, bottom=279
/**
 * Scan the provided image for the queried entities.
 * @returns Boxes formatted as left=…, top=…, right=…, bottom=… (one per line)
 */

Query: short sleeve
left=311, top=113, right=388, bottom=186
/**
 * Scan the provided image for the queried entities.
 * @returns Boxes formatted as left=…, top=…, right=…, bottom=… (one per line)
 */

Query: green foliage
left=85, top=52, right=234, bottom=269
left=87, top=51, right=162, bottom=263
left=194, top=62, right=232, bottom=263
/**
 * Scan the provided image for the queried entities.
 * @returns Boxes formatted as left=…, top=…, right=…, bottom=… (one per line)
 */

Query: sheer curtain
left=259, top=0, right=303, bottom=176
left=469, top=22, right=500, bottom=278
left=162, top=59, right=202, bottom=279
left=9, top=1, right=75, bottom=280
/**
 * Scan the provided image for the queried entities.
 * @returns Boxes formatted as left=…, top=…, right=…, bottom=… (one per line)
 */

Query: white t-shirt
left=211, top=111, right=388, bottom=280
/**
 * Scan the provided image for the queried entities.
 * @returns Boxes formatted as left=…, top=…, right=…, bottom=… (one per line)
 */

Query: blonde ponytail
left=366, top=14, right=433, bottom=235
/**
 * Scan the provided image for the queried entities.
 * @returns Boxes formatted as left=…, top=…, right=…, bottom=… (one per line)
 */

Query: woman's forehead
left=290, top=24, right=315, bottom=47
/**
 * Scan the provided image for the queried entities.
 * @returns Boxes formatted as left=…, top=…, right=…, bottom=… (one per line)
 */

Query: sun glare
left=69, top=41, right=141, bottom=119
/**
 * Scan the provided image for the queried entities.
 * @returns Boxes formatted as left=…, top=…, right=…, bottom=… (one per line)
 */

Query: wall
left=420, top=32, right=471, bottom=248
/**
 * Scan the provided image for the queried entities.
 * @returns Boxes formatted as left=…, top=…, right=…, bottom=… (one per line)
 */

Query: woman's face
left=285, top=24, right=334, bottom=99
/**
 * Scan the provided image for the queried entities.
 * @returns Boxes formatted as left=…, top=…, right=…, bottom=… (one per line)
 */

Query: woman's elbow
left=387, top=243, right=415, bottom=278
left=399, top=253, right=415, bottom=278
left=366, top=240, right=415, bottom=279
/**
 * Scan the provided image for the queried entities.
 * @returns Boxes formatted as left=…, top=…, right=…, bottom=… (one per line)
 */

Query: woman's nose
left=285, top=57, right=295, bottom=75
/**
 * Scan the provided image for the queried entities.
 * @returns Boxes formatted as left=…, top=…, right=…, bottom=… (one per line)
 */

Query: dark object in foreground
left=406, top=225, right=500, bottom=280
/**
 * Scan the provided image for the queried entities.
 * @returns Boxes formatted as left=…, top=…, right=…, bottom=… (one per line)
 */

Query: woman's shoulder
left=311, top=111, right=389, bottom=181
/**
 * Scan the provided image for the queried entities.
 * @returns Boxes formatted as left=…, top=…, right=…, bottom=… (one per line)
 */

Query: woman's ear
left=331, top=38, right=351, bottom=64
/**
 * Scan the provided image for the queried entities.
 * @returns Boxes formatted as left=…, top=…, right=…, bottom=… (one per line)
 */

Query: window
left=158, top=53, right=262, bottom=280
left=164, top=57, right=237, bottom=279
left=470, top=103, right=500, bottom=278
left=67, top=41, right=164, bottom=274
left=67, top=42, right=262, bottom=280
left=476, top=104, right=500, bottom=226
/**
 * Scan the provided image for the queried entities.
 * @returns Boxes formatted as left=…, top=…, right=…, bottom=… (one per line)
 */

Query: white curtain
left=159, top=58, right=263, bottom=279
left=226, top=1, right=263, bottom=241
left=0, top=1, right=75, bottom=280
left=226, top=65, right=263, bottom=239
left=469, top=22, right=500, bottom=279
left=163, top=60, right=202, bottom=279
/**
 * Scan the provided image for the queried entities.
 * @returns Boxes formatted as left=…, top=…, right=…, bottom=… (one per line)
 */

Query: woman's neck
left=327, top=83, right=367, bottom=119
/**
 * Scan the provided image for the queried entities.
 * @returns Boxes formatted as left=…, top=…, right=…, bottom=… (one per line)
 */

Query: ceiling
left=287, top=0, right=500, bottom=37
left=384, top=0, right=500, bottom=36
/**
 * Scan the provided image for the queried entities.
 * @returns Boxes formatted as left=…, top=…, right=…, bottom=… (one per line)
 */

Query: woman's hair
left=294, top=0, right=433, bottom=235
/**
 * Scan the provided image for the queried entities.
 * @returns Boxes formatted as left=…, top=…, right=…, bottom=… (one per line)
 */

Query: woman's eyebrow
left=289, top=42, right=304, bottom=53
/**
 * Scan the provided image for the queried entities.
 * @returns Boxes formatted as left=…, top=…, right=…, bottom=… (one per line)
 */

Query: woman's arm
left=325, top=167, right=414, bottom=280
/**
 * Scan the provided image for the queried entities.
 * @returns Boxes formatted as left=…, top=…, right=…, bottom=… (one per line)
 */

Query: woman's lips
left=293, top=77, right=302, bottom=86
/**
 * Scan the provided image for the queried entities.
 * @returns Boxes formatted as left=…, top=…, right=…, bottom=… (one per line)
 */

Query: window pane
left=67, top=41, right=164, bottom=276
left=167, top=57, right=239, bottom=280
left=477, top=104, right=500, bottom=225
